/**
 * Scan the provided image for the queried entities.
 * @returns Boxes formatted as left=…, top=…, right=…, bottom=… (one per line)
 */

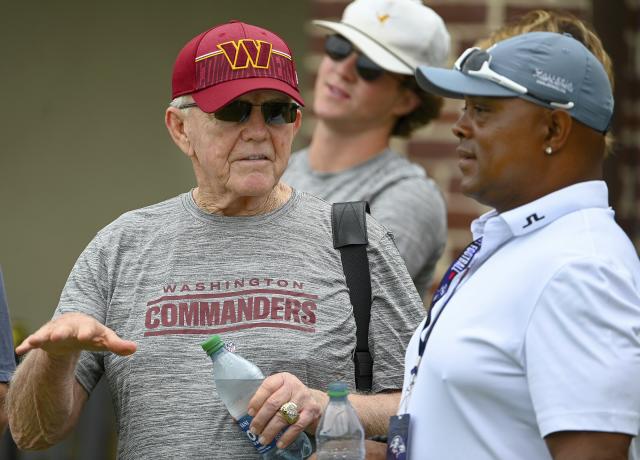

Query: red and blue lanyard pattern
left=397, top=237, right=484, bottom=427
left=412, top=237, right=483, bottom=375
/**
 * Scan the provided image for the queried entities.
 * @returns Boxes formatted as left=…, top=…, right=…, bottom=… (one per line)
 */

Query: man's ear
left=392, top=87, right=421, bottom=118
left=165, top=107, right=192, bottom=156
left=292, top=108, right=302, bottom=136
left=546, top=109, right=572, bottom=153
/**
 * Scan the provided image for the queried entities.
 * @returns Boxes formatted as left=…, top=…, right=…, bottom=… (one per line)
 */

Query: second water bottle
left=315, top=381, right=365, bottom=460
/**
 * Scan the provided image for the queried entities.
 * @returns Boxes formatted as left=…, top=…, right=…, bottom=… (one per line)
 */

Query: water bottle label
left=237, top=414, right=280, bottom=454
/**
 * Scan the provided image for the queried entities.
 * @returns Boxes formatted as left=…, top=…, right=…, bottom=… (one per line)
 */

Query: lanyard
left=400, top=237, right=482, bottom=412
left=417, top=237, right=482, bottom=359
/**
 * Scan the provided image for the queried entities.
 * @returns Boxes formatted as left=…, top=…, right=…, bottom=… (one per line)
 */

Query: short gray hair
left=169, top=95, right=194, bottom=111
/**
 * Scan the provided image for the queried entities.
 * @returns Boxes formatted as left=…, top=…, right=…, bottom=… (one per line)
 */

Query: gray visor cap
left=416, top=32, right=614, bottom=133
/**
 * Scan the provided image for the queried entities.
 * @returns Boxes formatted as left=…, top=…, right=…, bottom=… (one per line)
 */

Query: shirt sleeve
left=55, top=234, right=110, bottom=394
left=370, top=177, right=447, bottom=294
left=367, top=229, right=427, bottom=393
left=525, top=257, right=640, bottom=437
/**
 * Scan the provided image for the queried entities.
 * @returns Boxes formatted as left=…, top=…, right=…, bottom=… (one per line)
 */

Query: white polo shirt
left=401, top=181, right=640, bottom=460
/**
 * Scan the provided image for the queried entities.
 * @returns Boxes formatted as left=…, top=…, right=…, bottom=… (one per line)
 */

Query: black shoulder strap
left=331, top=201, right=372, bottom=392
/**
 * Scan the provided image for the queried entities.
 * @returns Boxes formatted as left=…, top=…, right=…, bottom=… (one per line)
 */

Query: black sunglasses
left=324, top=35, right=386, bottom=82
left=178, top=100, right=299, bottom=125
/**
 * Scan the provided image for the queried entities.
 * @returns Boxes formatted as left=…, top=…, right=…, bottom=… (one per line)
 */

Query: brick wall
left=592, top=0, right=640, bottom=253
left=304, top=0, right=639, bottom=288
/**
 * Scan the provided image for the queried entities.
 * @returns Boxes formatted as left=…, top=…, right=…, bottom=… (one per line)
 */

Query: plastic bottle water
left=201, top=335, right=312, bottom=459
left=315, top=382, right=365, bottom=460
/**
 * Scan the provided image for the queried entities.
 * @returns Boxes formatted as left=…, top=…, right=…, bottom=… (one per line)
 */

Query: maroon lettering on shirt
left=144, top=282, right=322, bottom=336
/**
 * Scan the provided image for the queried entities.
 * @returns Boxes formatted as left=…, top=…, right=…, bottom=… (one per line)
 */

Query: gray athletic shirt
left=282, top=148, right=447, bottom=299
left=56, top=190, right=424, bottom=459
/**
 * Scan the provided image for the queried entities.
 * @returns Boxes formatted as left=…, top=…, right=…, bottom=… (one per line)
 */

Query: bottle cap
left=201, top=335, right=224, bottom=356
left=327, top=381, right=349, bottom=398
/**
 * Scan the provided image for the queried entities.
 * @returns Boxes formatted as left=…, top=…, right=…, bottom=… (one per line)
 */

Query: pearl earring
left=545, top=146, right=553, bottom=155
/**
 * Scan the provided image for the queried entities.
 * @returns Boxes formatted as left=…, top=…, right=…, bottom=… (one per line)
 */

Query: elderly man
left=389, top=32, right=640, bottom=460
left=7, top=21, right=424, bottom=459
left=283, top=0, right=450, bottom=299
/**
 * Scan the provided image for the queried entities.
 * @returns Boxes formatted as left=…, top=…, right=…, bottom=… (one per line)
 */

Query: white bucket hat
left=313, top=0, right=450, bottom=75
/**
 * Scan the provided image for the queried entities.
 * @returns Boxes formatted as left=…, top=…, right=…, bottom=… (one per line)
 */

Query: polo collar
left=471, top=180, right=610, bottom=246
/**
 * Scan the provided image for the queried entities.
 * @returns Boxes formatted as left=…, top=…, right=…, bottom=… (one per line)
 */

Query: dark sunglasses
left=178, top=100, right=299, bottom=125
left=324, top=34, right=386, bottom=82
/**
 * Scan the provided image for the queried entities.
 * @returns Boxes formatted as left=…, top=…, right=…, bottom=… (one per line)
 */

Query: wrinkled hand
left=15, top=312, right=137, bottom=357
left=247, top=372, right=322, bottom=449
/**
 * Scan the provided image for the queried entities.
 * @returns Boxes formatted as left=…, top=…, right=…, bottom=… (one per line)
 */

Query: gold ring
left=279, top=401, right=299, bottom=425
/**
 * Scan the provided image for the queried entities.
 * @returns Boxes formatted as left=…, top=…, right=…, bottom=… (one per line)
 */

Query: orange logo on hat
left=217, top=39, right=273, bottom=70
left=377, top=13, right=390, bottom=24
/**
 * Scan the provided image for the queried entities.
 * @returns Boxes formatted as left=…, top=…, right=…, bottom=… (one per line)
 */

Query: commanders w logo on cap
left=171, top=20, right=304, bottom=113
left=200, top=39, right=274, bottom=70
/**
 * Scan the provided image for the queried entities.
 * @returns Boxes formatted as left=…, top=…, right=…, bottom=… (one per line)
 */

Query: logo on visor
left=217, top=39, right=273, bottom=70
left=533, top=68, right=574, bottom=94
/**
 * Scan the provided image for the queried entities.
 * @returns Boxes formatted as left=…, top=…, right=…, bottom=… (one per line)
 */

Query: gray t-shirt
left=56, top=190, right=424, bottom=459
left=282, top=148, right=447, bottom=299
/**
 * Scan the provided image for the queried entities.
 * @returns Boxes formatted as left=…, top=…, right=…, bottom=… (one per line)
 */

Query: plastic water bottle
left=201, top=335, right=312, bottom=459
left=315, top=382, right=365, bottom=460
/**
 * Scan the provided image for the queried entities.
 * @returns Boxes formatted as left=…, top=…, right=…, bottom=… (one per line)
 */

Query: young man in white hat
left=283, top=0, right=450, bottom=299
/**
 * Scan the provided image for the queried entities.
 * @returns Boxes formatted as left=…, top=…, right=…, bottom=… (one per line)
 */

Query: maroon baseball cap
left=171, top=20, right=305, bottom=112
